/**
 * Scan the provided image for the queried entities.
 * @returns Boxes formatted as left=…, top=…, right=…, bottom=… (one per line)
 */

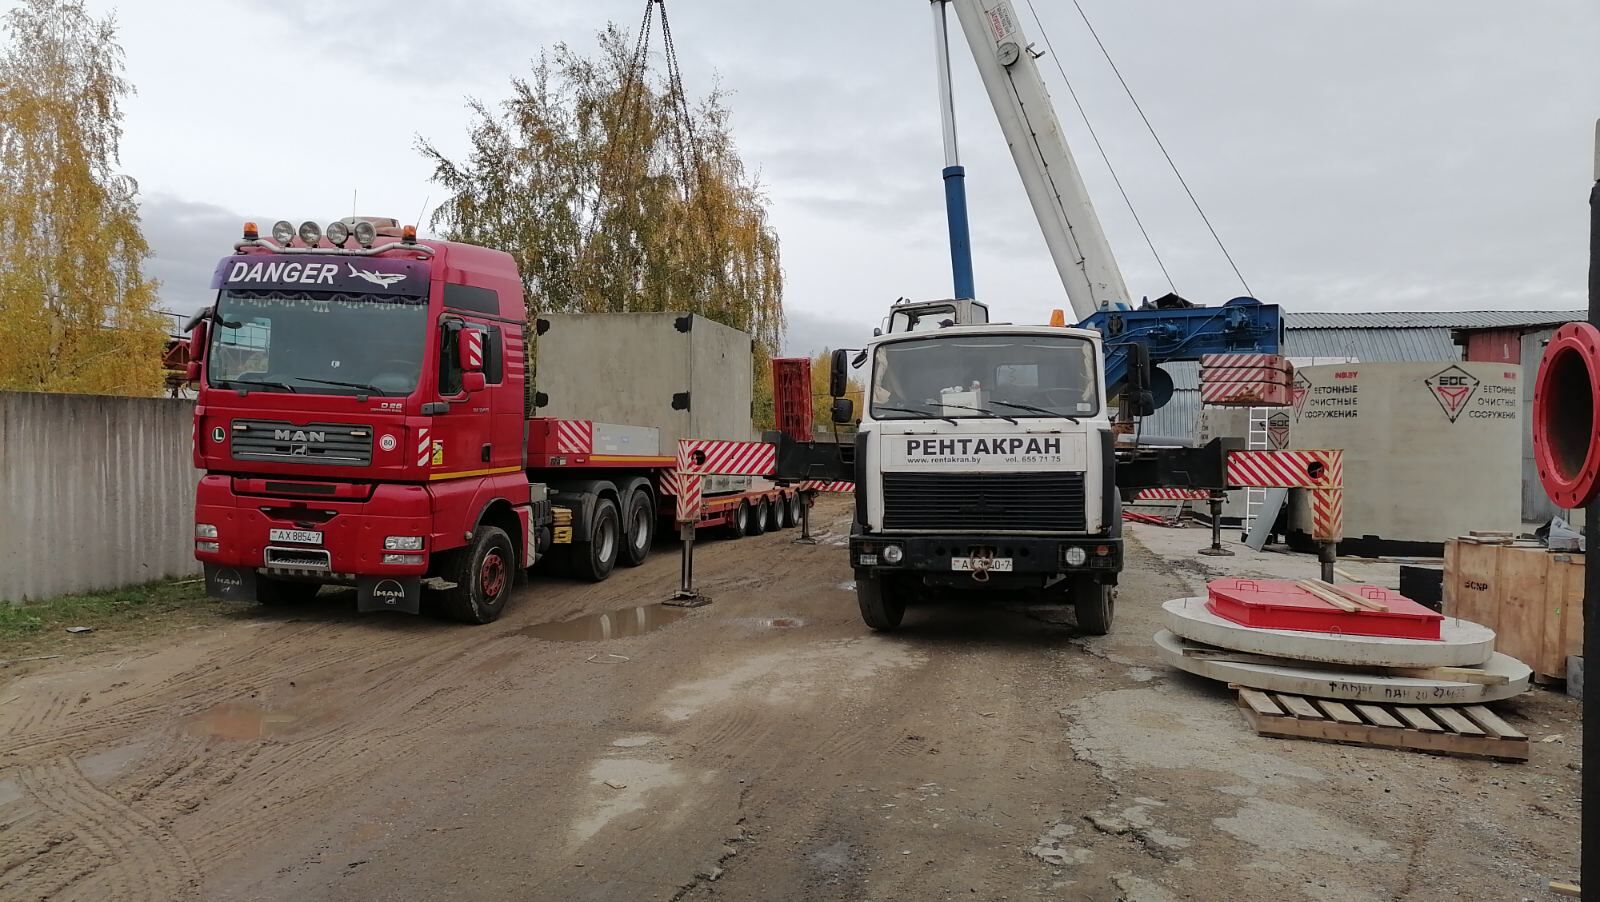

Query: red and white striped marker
left=675, top=474, right=704, bottom=524
left=416, top=427, right=432, bottom=468
left=1135, top=488, right=1212, bottom=501
left=554, top=419, right=593, bottom=455
left=463, top=329, right=484, bottom=370
left=675, top=439, right=777, bottom=477
left=1225, top=449, right=1343, bottom=489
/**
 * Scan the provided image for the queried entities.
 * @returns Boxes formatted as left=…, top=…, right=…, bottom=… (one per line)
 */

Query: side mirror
left=185, top=362, right=201, bottom=383
left=1132, top=390, right=1156, bottom=418
left=456, top=327, right=484, bottom=373
left=829, top=348, right=850, bottom=398
left=188, top=318, right=209, bottom=362
left=462, top=371, right=487, bottom=394
left=1128, top=342, right=1153, bottom=392
left=831, top=397, right=855, bottom=424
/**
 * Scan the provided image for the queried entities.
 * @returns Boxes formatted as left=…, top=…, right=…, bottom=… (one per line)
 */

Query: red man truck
left=187, top=217, right=795, bottom=623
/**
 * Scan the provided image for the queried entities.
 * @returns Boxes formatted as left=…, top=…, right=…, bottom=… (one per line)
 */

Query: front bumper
left=849, top=534, right=1121, bottom=587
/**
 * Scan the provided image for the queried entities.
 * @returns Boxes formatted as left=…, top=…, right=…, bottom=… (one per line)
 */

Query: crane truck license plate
left=951, top=557, right=1013, bottom=572
left=269, top=529, right=323, bottom=545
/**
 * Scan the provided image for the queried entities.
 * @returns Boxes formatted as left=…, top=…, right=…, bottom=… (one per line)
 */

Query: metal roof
left=1283, top=310, right=1583, bottom=330
left=1283, top=327, right=1459, bottom=362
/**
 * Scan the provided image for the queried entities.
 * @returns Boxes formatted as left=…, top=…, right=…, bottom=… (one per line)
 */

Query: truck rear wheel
left=722, top=501, right=750, bottom=539
left=1073, top=577, right=1115, bottom=636
left=747, top=499, right=769, bottom=536
left=778, top=493, right=798, bottom=529
left=763, top=498, right=781, bottom=532
left=573, top=497, right=621, bottom=582
left=856, top=574, right=906, bottom=631
left=257, top=577, right=320, bottom=606
left=439, top=525, right=515, bottom=624
left=620, top=489, right=654, bottom=568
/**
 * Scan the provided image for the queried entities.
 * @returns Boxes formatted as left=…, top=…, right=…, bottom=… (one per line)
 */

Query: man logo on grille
left=1425, top=365, right=1480, bottom=423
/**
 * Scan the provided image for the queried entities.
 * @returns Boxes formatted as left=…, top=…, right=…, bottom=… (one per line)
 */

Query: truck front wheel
left=439, top=525, right=515, bottom=624
left=1073, top=577, right=1115, bottom=636
left=573, top=497, right=621, bottom=582
left=856, top=574, right=906, bottom=631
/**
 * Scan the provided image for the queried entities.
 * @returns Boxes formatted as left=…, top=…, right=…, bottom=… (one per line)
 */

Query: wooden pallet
left=1236, top=688, right=1529, bottom=761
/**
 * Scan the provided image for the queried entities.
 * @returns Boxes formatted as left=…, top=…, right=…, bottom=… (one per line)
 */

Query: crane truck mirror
left=829, top=348, right=850, bottom=398
left=1132, top=390, right=1157, bottom=418
left=831, top=398, right=855, bottom=424
left=185, top=319, right=209, bottom=381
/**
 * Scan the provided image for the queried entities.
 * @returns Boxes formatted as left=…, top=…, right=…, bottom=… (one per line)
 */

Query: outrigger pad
left=204, top=564, right=257, bottom=602
left=358, top=576, right=421, bottom=615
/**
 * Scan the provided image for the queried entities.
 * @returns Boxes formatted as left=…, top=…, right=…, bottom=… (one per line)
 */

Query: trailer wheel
left=747, top=499, right=769, bottom=536
left=257, top=577, right=320, bottom=606
left=722, top=501, right=750, bottom=539
left=573, top=497, right=621, bottom=582
left=856, top=574, right=906, bottom=631
left=778, top=493, right=799, bottom=529
left=438, top=525, right=515, bottom=624
left=1073, top=577, right=1115, bottom=636
left=763, top=498, right=781, bottom=532
left=620, top=489, right=655, bottom=568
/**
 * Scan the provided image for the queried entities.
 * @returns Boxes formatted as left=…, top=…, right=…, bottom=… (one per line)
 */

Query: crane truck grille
left=230, top=420, right=373, bottom=467
left=881, top=472, right=1087, bottom=533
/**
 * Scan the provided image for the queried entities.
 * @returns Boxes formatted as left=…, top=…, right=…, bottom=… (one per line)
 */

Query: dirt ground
left=0, top=497, right=1581, bottom=901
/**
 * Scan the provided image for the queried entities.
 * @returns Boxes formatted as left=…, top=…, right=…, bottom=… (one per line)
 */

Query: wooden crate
left=1237, top=689, right=1529, bottom=762
left=1443, top=539, right=1583, bottom=682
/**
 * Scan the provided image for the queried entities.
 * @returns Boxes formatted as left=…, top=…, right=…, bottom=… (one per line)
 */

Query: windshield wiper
left=991, top=400, right=1080, bottom=423
left=937, top=402, right=1018, bottom=424
left=219, top=377, right=296, bottom=393
left=291, top=376, right=388, bottom=396
left=876, top=405, right=958, bottom=425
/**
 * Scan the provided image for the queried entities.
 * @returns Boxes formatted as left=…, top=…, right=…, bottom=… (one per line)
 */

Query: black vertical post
left=1583, top=128, right=1598, bottom=894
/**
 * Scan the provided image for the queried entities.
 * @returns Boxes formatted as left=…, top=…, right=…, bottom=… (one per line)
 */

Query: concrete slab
left=1154, top=630, right=1530, bottom=704
left=1161, top=597, right=1495, bottom=668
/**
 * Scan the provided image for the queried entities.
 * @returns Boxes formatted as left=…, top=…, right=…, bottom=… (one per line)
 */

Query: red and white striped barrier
left=1134, top=488, right=1212, bottom=501
left=675, top=472, right=704, bottom=524
left=1199, top=380, right=1293, bottom=407
left=675, top=439, right=777, bottom=477
left=1200, top=353, right=1292, bottom=369
left=554, top=419, right=593, bottom=455
left=797, top=481, right=855, bottom=493
left=1225, top=449, right=1343, bottom=490
left=1311, top=488, right=1343, bottom=543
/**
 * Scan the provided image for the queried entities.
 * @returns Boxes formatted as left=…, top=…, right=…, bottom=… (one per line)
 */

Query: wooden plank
left=1245, top=707, right=1530, bottom=761
left=1429, top=707, right=1485, bottom=736
left=1556, top=554, right=1585, bottom=675
left=1462, top=705, right=1527, bottom=741
left=1354, top=704, right=1404, bottom=729
left=1316, top=700, right=1362, bottom=724
left=1470, top=530, right=1513, bottom=538
left=1237, top=688, right=1284, bottom=717
left=1498, top=546, right=1552, bottom=678
left=1295, top=580, right=1360, bottom=612
left=1441, top=539, right=1459, bottom=614
left=1320, top=580, right=1389, bottom=612
left=1394, top=707, right=1444, bottom=732
left=1447, top=540, right=1500, bottom=626
left=1275, top=694, right=1325, bottom=720
left=1549, top=880, right=1581, bottom=897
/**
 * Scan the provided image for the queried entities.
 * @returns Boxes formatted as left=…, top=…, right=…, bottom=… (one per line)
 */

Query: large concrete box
left=534, top=312, right=754, bottom=447
left=1287, top=362, right=1522, bottom=553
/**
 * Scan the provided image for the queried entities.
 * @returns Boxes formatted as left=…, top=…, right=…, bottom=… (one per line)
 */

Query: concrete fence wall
left=0, top=392, right=198, bottom=603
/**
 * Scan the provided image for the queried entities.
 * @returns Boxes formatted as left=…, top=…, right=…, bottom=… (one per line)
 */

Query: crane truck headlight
left=1064, top=546, right=1088, bottom=567
left=325, top=220, right=350, bottom=247
left=882, top=545, right=904, bottom=565
left=297, top=221, right=322, bottom=246
left=384, top=536, right=425, bottom=551
left=353, top=220, right=377, bottom=248
left=195, top=523, right=219, bottom=539
left=271, top=220, right=296, bottom=245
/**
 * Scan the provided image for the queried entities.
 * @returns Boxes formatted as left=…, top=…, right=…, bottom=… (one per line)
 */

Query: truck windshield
left=871, top=334, right=1100, bottom=420
left=207, top=291, right=427, bottom=396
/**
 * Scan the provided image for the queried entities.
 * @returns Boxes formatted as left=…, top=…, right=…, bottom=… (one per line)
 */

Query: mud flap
left=204, top=564, right=257, bottom=602
left=358, top=576, right=422, bottom=614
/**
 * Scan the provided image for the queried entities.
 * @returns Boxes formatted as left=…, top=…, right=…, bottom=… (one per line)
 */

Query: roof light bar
left=271, top=221, right=296, bottom=245
left=325, top=220, right=350, bottom=247
left=353, top=220, right=377, bottom=248
left=297, top=221, right=322, bottom=246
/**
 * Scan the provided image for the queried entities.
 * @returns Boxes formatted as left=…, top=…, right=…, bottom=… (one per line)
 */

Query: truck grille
left=881, top=472, right=1087, bottom=533
left=231, top=420, right=372, bottom=467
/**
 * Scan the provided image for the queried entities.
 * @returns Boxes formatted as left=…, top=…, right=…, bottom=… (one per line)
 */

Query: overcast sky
left=18, top=0, right=1598, bottom=353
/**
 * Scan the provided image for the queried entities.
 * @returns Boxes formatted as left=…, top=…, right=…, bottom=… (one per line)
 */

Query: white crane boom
left=944, top=0, right=1132, bottom=320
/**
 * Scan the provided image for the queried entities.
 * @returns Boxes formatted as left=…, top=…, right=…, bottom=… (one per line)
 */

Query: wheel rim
left=632, top=508, right=650, bottom=552
left=737, top=506, right=748, bottom=529
left=598, top=516, right=618, bottom=561
left=480, top=551, right=507, bottom=599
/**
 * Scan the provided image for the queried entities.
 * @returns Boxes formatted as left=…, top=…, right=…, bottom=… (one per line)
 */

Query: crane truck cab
left=833, top=319, right=1120, bottom=634
left=882, top=297, right=989, bottom=333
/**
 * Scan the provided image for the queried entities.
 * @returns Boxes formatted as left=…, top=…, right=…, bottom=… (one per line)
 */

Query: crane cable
left=1021, top=0, right=1176, bottom=296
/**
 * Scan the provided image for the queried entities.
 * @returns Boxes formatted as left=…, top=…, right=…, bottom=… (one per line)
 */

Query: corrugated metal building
left=1147, top=310, right=1584, bottom=521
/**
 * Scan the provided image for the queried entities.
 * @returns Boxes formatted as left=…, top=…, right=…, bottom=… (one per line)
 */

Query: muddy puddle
left=517, top=604, right=687, bottom=642
left=185, top=702, right=300, bottom=741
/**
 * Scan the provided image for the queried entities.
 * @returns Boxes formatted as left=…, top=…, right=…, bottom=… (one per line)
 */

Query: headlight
left=353, top=220, right=377, bottom=248
left=195, top=523, right=218, bottom=539
left=382, top=553, right=424, bottom=566
left=325, top=220, right=350, bottom=246
left=297, top=220, right=322, bottom=246
left=1064, top=546, right=1088, bottom=567
left=384, top=536, right=424, bottom=551
left=195, top=541, right=220, bottom=553
left=271, top=220, right=295, bottom=245
left=882, top=545, right=904, bottom=564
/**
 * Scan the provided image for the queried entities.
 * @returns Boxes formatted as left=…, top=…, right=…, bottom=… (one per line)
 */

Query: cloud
left=782, top=309, right=877, bottom=358
left=138, top=192, right=250, bottom=317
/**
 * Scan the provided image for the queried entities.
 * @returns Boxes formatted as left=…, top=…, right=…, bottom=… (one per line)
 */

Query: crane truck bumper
left=849, top=534, right=1121, bottom=588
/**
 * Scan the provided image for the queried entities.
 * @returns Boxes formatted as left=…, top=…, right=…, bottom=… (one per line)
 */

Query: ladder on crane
left=1241, top=406, right=1271, bottom=540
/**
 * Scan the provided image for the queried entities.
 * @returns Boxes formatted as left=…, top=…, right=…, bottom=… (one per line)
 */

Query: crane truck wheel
left=256, top=577, right=320, bottom=606
left=620, top=489, right=655, bottom=568
left=572, top=497, right=621, bottom=582
left=763, top=497, right=782, bottom=532
left=722, top=501, right=750, bottom=539
left=778, top=493, right=799, bottom=529
left=856, top=574, right=906, bottom=631
left=1073, top=576, right=1115, bottom=636
left=747, top=500, right=769, bottom=536
left=439, top=525, right=515, bottom=624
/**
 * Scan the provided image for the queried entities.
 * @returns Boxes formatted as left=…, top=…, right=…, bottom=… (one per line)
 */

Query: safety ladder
left=1240, top=407, right=1271, bottom=540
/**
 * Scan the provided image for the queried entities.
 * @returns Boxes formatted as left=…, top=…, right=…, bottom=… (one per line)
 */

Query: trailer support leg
left=1318, top=541, right=1337, bottom=583
left=667, top=523, right=711, bottom=607
left=795, top=492, right=818, bottom=545
left=1197, top=494, right=1234, bottom=557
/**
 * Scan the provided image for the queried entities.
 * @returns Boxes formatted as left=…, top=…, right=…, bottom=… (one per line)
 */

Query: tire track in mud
left=0, top=757, right=200, bottom=902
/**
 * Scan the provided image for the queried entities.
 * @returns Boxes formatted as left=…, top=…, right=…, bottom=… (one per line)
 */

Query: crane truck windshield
left=871, top=333, right=1099, bottom=420
left=206, top=291, right=427, bottom=397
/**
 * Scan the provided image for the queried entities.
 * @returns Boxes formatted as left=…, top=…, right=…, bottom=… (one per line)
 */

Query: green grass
left=0, top=578, right=216, bottom=656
